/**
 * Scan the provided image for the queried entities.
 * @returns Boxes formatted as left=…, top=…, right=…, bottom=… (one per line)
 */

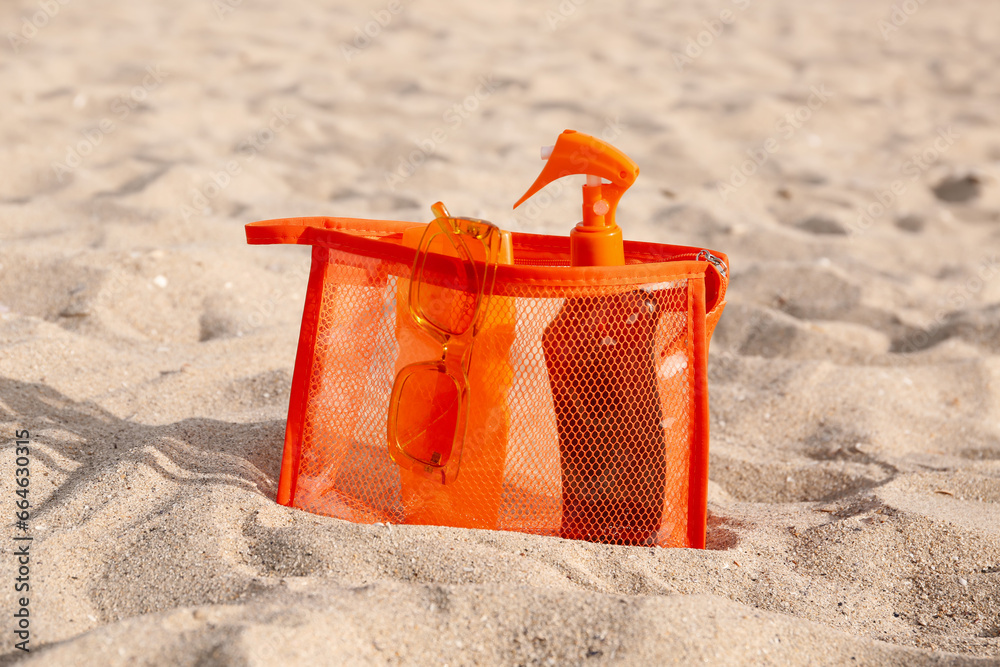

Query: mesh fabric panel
left=288, top=246, right=704, bottom=548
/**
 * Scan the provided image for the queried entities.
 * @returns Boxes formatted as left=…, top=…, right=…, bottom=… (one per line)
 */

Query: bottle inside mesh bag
left=542, top=288, right=669, bottom=545
left=514, top=130, right=666, bottom=545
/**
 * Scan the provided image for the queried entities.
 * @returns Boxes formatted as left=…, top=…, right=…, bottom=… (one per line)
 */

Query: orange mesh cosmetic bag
left=245, top=131, right=728, bottom=548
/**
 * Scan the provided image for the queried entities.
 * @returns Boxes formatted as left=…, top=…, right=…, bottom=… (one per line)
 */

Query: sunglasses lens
left=413, top=224, right=483, bottom=335
left=393, top=366, right=461, bottom=468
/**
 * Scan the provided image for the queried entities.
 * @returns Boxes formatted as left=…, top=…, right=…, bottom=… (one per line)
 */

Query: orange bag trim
left=686, top=276, right=710, bottom=549
left=276, top=246, right=329, bottom=506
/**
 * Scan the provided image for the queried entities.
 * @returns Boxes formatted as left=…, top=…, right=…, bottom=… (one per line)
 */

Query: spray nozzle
left=513, top=129, right=639, bottom=266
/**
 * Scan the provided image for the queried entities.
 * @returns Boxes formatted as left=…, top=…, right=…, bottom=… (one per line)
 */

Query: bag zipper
left=695, top=249, right=727, bottom=279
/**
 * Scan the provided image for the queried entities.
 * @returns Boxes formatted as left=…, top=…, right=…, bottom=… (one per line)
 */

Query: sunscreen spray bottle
left=514, top=130, right=668, bottom=545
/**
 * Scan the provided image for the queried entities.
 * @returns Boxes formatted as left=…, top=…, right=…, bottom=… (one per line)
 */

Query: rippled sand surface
left=1, top=0, right=999, bottom=663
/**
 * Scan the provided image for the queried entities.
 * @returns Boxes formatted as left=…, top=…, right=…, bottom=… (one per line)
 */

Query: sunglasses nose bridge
left=441, top=337, right=473, bottom=370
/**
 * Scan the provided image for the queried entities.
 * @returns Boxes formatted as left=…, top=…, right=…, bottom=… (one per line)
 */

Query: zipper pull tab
left=697, top=250, right=728, bottom=279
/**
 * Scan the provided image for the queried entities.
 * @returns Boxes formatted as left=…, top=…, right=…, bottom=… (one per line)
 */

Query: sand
left=1, top=0, right=999, bottom=664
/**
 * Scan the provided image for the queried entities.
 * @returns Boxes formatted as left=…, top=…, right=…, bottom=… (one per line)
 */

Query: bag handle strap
left=246, top=216, right=728, bottom=319
left=245, top=216, right=421, bottom=246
